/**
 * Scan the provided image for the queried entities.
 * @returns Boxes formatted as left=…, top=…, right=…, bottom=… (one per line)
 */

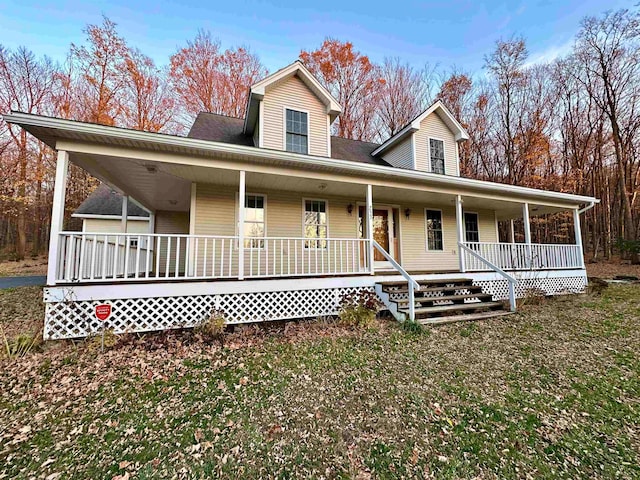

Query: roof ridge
left=197, top=111, right=245, bottom=121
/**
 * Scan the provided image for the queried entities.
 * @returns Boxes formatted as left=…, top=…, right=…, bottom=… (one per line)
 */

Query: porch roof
left=3, top=112, right=599, bottom=215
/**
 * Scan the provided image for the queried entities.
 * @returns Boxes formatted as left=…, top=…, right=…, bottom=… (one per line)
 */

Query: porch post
left=509, top=219, right=515, bottom=243
left=366, top=184, right=374, bottom=275
left=573, top=208, right=585, bottom=268
left=522, top=203, right=532, bottom=268
left=238, top=170, right=246, bottom=280
left=47, top=150, right=69, bottom=285
left=148, top=212, right=156, bottom=276
left=187, top=182, right=197, bottom=277
left=121, top=195, right=128, bottom=233
left=455, top=195, right=465, bottom=272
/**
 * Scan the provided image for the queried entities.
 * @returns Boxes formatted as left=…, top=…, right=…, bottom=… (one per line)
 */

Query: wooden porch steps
left=417, top=310, right=514, bottom=325
left=375, top=278, right=510, bottom=324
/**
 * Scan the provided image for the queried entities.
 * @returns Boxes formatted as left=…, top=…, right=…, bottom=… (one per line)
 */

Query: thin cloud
left=524, top=38, right=574, bottom=67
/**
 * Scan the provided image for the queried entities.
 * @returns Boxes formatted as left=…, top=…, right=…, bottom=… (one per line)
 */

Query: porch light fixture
left=404, top=208, right=411, bottom=220
left=347, top=203, right=353, bottom=216
left=168, top=200, right=178, bottom=206
left=318, top=183, right=327, bottom=191
left=145, top=164, right=158, bottom=174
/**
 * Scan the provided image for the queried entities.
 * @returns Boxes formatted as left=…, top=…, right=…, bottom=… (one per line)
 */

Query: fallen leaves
left=0, top=284, right=639, bottom=478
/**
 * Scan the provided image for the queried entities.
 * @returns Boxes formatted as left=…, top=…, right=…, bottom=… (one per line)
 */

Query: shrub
left=0, top=324, right=42, bottom=359
left=195, top=309, right=227, bottom=346
left=401, top=320, right=428, bottom=335
left=338, top=290, right=381, bottom=328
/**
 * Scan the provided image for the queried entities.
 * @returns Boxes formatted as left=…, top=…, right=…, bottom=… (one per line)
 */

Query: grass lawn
left=1, top=284, right=639, bottom=479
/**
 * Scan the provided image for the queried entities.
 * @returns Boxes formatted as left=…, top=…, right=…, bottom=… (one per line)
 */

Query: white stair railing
left=459, top=242, right=517, bottom=312
left=371, top=240, right=419, bottom=321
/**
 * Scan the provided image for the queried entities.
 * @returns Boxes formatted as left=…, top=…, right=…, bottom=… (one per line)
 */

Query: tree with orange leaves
left=70, top=16, right=129, bottom=125
left=169, top=30, right=267, bottom=123
left=122, top=48, right=177, bottom=133
left=300, top=39, right=383, bottom=141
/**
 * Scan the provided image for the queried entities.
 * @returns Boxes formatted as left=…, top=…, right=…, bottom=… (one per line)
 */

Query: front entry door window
left=372, top=209, right=391, bottom=261
left=358, top=206, right=395, bottom=266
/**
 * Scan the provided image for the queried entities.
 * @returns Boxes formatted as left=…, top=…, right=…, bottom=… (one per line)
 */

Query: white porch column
left=366, top=184, right=374, bottom=274
left=121, top=195, right=128, bottom=233
left=187, top=182, right=197, bottom=276
left=455, top=195, right=465, bottom=272
left=522, top=203, right=532, bottom=268
left=509, top=219, right=516, bottom=243
left=238, top=171, right=246, bottom=280
left=47, top=150, right=69, bottom=285
left=573, top=208, right=585, bottom=268
left=148, top=212, right=156, bottom=276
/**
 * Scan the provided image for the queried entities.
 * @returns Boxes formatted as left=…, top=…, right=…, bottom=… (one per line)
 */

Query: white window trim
left=302, top=198, right=329, bottom=249
left=428, top=137, right=446, bottom=175
left=424, top=207, right=445, bottom=252
left=463, top=211, right=480, bottom=243
left=235, top=192, right=267, bottom=250
left=283, top=106, right=310, bottom=155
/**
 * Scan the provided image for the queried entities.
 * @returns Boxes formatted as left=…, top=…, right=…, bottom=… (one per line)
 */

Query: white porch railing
left=55, top=233, right=370, bottom=283
left=461, top=242, right=583, bottom=271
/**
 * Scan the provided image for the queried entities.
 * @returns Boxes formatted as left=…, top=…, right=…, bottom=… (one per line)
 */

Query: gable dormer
left=243, top=61, right=341, bottom=157
left=372, top=101, right=469, bottom=176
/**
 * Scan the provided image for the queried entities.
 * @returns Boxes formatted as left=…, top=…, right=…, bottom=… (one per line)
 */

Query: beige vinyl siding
left=463, top=210, right=498, bottom=244
left=154, top=210, right=189, bottom=275
left=193, top=183, right=499, bottom=274
left=399, top=204, right=459, bottom=271
left=414, top=112, right=459, bottom=175
left=399, top=207, right=498, bottom=271
left=262, top=75, right=329, bottom=157
left=381, top=135, right=414, bottom=169
left=193, top=183, right=361, bottom=276
left=83, top=218, right=149, bottom=233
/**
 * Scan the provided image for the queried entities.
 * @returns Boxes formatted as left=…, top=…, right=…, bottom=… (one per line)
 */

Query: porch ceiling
left=70, top=149, right=577, bottom=219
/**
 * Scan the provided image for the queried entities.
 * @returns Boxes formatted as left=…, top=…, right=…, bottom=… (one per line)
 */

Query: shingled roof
left=74, top=184, right=150, bottom=218
left=187, top=112, right=390, bottom=166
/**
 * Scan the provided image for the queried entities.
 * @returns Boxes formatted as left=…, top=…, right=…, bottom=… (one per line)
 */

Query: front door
left=359, top=206, right=396, bottom=270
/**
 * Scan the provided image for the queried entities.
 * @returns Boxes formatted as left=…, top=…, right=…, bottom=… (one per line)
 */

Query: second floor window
left=286, top=109, right=308, bottom=154
left=429, top=138, right=445, bottom=174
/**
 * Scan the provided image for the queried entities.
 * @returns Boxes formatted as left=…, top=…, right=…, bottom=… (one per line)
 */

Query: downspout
left=578, top=202, right=596, bottom=215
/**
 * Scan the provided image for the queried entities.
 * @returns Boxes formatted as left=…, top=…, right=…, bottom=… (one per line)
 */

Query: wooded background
left=1, top=8, right=638, bottom=263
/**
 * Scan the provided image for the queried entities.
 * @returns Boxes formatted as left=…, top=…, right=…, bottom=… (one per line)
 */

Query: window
left=304, top=200, right=327, bottom=248
left=429, top=138, right=445, bottom=174
left=426, top=209, right=443, bottom=251
left=464, top=212, right=479, bottom=243
left=285, top=109, right=308, bottom=154
left=243, top=195, right=265, bottom=248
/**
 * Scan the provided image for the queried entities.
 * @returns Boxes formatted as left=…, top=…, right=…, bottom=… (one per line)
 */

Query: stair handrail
left=372, top=240, right=419, bottom=321
left=458, top=242, right=517, bottom=312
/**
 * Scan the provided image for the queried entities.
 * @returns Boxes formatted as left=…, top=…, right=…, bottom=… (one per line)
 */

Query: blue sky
left=0, top=0, right=636, bottom=75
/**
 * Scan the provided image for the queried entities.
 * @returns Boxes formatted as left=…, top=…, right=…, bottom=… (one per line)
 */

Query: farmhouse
left=3, top=61, right=598, bottom=339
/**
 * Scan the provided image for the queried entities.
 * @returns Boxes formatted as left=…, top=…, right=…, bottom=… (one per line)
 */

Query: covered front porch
left=49, top=147, right=587, bottom=286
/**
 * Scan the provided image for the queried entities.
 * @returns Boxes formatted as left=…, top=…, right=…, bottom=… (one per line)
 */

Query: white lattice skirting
left=44, top=286, right=372, bottom=340
left=474, top=275, right=587, bottom=300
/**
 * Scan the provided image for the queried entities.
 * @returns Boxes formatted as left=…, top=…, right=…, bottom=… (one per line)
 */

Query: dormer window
left=429, top=138, right=445, bottom=174
left=285, top=108, right=308, bottom=154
